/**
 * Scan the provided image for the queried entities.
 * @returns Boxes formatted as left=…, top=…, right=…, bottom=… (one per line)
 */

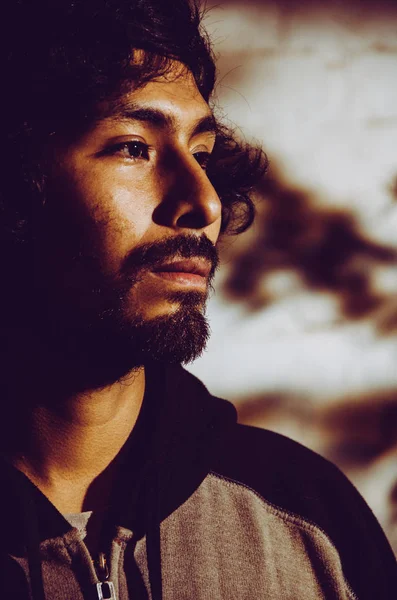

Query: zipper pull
left=95, top=582, right=116, bottom=600
left=94, top=553, right=117, bottom=600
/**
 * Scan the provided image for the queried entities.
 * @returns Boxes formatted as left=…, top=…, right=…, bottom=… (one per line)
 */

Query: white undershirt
left=63, top=510, right=93, bottom=540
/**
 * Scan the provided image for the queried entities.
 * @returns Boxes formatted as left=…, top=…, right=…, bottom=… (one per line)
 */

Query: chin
left=126, top=301, right=184, bottom=322
left=134, top=304, right=210, bottom=365
left=43, top=293, right=210, bottom=390
left=125, top=289, right=208, bottom=321
left=120, top=291, right=210, bottom=364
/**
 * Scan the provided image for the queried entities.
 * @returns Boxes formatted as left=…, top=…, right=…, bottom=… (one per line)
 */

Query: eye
left=193, top=151, right=211, bottom=171
left=104, top=140, right=150, bottom=160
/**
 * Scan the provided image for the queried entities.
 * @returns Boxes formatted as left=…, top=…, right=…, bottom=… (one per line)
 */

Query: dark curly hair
left=0, top=0, right=267, bottom=250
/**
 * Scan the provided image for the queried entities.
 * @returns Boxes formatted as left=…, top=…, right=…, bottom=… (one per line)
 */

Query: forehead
left=101, top=67, right=215, bottom=133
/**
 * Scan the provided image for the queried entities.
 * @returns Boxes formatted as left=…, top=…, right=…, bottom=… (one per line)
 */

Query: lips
left=152, top=259, right=212, bottom=278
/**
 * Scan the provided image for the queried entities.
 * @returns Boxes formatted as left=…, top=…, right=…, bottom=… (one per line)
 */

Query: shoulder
left=213, top=422, right=349, bottom=506
left=211, top=423, right=375, bottom=544
left=210, top=421, right=397, bottom=599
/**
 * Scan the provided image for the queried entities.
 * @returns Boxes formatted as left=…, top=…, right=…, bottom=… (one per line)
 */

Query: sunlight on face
left=49, top=64, right=222, bottom=322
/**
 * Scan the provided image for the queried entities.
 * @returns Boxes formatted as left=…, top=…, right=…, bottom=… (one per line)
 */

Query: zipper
left=94, top=552, right=117, bottom=600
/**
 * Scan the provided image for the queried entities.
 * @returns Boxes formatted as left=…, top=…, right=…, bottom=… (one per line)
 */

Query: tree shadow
left=236, top=389, right=397, bottom=471
left=222, top=169, right=397, bottom=319
left=209, top=0, right=397, bottom=13
left=320, top=394, right=397, bottom=470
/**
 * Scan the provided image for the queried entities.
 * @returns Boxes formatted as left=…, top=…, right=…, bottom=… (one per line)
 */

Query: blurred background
left=188, top=0, right=397, bottom=553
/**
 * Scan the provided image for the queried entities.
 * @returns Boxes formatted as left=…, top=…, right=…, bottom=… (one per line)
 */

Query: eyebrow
left=105, top=103, right=218, bottom=139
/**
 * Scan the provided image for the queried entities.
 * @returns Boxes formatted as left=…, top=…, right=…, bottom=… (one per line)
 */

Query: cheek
left=50, top=156, right=161, bottom=274
left=212, top=214, right=223, bottom=243
left=84, top=178, right=157, bottom=274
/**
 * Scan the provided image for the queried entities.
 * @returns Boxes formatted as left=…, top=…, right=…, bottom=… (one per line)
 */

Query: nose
left=153, top=151, right=222, bottom=234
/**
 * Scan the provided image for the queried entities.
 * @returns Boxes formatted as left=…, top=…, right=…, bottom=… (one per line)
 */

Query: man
left=0, top=0, right=395, bottom=598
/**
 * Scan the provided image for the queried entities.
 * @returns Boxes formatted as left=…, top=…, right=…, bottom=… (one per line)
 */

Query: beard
left=29, top=233, right=219, bottom=390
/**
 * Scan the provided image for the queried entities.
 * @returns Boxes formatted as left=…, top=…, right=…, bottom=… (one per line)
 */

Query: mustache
left=120, top=234, right=219, bottom=281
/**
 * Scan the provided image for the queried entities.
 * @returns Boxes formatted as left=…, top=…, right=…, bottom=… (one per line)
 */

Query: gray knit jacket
left=1, top=364, right=396, bottom=599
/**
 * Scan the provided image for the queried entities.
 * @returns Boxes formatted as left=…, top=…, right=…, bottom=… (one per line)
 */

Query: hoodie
left=0, top=363, right=396, bottom=599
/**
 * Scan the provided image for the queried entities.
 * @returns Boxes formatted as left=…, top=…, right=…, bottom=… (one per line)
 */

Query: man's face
left=32, top=65, right=222, bottom=385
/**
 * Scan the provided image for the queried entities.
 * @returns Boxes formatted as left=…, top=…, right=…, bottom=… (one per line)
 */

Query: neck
left=4, top=332, right=146, bottom=513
